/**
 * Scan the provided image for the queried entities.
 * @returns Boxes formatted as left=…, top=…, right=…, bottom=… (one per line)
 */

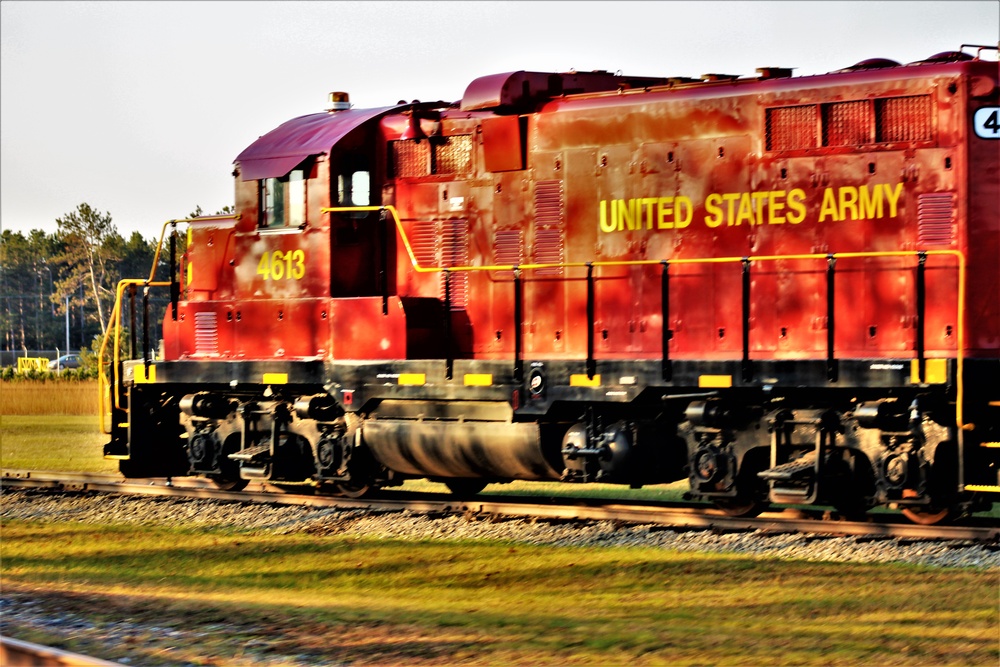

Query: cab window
left=260, top=168, right=307, bottom=228
left=336, top=170, right=370, bottom=206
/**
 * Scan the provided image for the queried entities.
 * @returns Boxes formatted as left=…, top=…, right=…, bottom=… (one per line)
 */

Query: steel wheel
left=714, top=497, right=768, bottom=517
left=444, top=479, right=489, bottom=497
left=900, top=489, right=953, bottom=525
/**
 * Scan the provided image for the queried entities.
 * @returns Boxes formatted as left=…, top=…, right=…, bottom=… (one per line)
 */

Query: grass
left=0, top=415, right=117, bottom=473
left=2, top=519, right=998, bottom=666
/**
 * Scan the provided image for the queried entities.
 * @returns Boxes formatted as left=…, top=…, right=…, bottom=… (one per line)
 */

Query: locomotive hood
left=235, top=105, right=404, bottom=181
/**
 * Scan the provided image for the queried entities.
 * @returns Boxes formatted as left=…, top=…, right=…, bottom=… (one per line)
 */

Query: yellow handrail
left=99, top=215, right=239, bottom=434
left=101, top=207, right=967, bottom=437
left=324, top=205, right=967, bottom=431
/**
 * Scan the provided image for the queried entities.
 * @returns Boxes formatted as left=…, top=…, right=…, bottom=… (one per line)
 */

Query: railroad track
left=2, top=469, right=997, bottom=542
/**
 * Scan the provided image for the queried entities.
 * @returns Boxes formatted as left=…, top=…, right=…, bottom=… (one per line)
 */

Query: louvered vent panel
left=435, top=136, right=473, bottom=175
left=534, top=229, right=565, bottom=277
left=823, top=100, right=872, bottom=146
left=876, top=95, right=932, bottom=142
left=494, top=230, right=524, bottom=279
left=409, top=220, right=438, bottom=269
left=766, top=105, right=817, bottom=151
left=534, top=180, right=565, bottom=227
left=441, top=219, right=469, bottom=309
left=194, top=311, right=219, bottom=356
left=393, top=141, right=431, bottom=178
left=917, top=192, right=956, bottom=246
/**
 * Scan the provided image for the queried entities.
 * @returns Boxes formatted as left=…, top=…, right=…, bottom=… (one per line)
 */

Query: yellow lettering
left=734, top=193, right=754, bottom=226
left=819, top=188, right=839, bottom=222
left=857, top=185, right=882, bottom=220
left=768, top=191, right=785, bottom=224
left=616, top=199, right=636, bottom=231
left=642, top=198, right=657, bottom=229
left=704, top=193, right=723, bottom=227
left=657, top=197, right=674, bottom=229
left=838, top=186, right=859, bottom=221
left=786, top=189, right=806, bottom=224
left=675, top=196, right=693, bottom=228
left=884, top=182, right=903, bottom=217
left=599, top=200, right=615, bottom=233
left=722, top=193, right=740, bottom=226
left=751, top=192, right=769, bottom=225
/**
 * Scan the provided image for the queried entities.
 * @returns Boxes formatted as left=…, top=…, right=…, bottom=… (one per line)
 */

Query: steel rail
left=3, top=470, right=996, bottom=542
left=0, top=636, right=124, bottom=667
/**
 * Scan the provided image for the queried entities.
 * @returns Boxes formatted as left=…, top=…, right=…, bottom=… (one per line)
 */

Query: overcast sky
left=2, top=1, right=997, bottom=238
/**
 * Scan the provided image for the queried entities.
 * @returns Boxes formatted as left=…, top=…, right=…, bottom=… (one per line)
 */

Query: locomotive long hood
left=235, top=105, right=403, bottom=180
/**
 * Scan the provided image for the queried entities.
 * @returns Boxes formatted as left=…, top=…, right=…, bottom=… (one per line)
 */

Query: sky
left=2, top=1, right=998, bottom=238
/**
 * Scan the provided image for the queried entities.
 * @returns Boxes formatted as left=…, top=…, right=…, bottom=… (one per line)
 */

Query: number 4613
left=257, top=249, right=305, bottom=280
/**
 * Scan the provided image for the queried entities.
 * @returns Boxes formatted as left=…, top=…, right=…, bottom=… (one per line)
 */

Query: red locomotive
left=102, top=45, right=1000, bottom=523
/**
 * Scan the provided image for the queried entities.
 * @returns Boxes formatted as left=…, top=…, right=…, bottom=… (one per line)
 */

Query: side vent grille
left=823, top=100, right=872, bottom=146
left=194, top=311, right=219, bottom=356
left=876, top=95, right=932, bottom=142
left=441, top=219, right=469, bottom=309
left=434, top=136, right=473, bottom=175
left=534, top=179, right=565, bottom=277
left=533, top=229, right=565, bottom=277
left=410, top=219, right=469, bottom=308
left=917, top=192, right=956, bottom=246
left=534, top=180, right=565, bottom=227
left=766, top=105, right=817, bottom=151
left=494, top=229, right=524, bottom=279
left=409, top=220, right=438, bottom=268
left=392, top=141, right=431, bottom=178
left=392, top=135, right=473, bottom=178
left=766, top=95, right=933, bottom=152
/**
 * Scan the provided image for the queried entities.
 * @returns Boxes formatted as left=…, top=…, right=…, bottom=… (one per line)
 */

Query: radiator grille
left=876, top=95, right=932, bottom=142
left=823, top=100, right=872, bottom=146
left=392, top=141, right=430, bottom=178
left=194, top=311, right=219, bottom=356
left=434, top=135, right=473, bottom=175
left=917, top=192, right=956, bottom=246
left=393, top=136, right=472, bottom=177
left=766, top=105, right=817, bottom=151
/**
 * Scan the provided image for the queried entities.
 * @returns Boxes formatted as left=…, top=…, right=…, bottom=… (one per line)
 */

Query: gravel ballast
left=2, top=488, right=997, bottom=568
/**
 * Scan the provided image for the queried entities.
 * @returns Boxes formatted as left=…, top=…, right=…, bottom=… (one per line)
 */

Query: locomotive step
left=228, top=445, right=272, bottom=463
left=758, top=454, right=817, bottom=482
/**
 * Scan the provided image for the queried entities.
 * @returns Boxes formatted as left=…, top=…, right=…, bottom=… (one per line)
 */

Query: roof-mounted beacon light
left=327, top=92, right=351, bottom=112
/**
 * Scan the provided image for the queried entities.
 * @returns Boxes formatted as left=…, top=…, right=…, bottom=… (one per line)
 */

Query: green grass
left=2, top=520, right=997, bottom=666
left=0, top=415, right=117, bottom=473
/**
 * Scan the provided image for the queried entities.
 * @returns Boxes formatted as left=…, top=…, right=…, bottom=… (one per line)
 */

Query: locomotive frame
left=100, top=45, right=1000, bottom=523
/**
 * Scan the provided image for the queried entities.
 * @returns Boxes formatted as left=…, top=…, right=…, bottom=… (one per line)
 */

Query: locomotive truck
left=101, top=45, right=1000, bottom=524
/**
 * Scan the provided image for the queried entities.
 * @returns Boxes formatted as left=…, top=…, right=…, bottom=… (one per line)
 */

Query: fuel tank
left=360, top=400, right=563, bottom=480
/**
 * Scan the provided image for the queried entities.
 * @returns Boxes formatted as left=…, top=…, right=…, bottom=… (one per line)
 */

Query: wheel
left=332, top=481, right=375, bottom=498
left=900, top=489, right=954, bottom=525
left=713, top=497, right=768, bottom=518
left=209, top=475, right=248, bottom=492
left=901, top=505, right=953, bottom=525
left=444, top=479, right=489, bottom=497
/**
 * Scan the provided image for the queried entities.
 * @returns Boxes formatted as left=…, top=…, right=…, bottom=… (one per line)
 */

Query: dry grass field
left=1, top=379, right=99, bottom=416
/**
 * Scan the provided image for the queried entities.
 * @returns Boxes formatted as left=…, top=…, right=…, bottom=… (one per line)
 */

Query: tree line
left=1, top=203, right=227, bottom=355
